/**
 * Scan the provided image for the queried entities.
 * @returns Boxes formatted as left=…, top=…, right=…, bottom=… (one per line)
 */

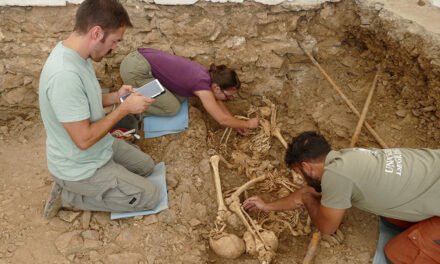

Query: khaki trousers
left=120, top=50, right=185, bottom=116
left=54, top=138, right=159, bottom=213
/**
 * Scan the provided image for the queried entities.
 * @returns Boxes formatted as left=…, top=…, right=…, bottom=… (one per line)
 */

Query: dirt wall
left=1, top=0, right=439, bottom=146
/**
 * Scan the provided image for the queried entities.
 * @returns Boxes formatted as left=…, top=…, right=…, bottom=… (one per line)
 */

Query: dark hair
left=74, top=0, right=133, bottom=38
left=285, top=131, right=331, bottom=167
left=209, top=64, right=241, bottom=90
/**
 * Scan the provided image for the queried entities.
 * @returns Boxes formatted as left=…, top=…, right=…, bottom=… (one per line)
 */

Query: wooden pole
left=299, top=43, right=388, bottom=148
left=350, top=66, right=382, bottom=147
left=302, top=231, right=321, bottom=264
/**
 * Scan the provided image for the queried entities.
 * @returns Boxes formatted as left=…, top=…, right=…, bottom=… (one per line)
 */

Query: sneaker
left=43, top=182, right=63, bottom=219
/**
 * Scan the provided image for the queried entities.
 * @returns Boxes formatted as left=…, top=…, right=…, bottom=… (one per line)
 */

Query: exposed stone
left=158, top=209, right=177, bottom=224
left=194, top=203, right=208, bottom=220
left=107, top=252, right=144, bottom=264
left=2, top=87, right=34, bottom=106
left=81, top=211, right=92, bottom=229
left=1, top=74, right=23, bottom=90
left=88, top=250, right=100, bottom=261
left=58, top=210, right=81, bottom=223
left=395, top=109, right=408, bottom=118
left=93, top=212, right=110, bottom=226
left=143, top=215, right=159, bottom=226
left=54, top=230, right=83, bottom=256
left=82, top=239, right=102, bottom=252
left=115, top=228, right=142, bottom=248
left=256, top=52, right=285, bottom=69
left=198, top=158, right=211, bottom=175
left=81, top=230, right=100, bottom=241
left=180, top=192, right=192, bottom=217
left=189, top=218, right=201, bottom=227
left=172, top=43, right=214, bottom=59
left=224, top=36, right=246, bottom=49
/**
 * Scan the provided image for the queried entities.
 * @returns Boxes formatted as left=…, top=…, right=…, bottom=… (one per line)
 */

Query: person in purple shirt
left=120, top=48, right=259, bottom=134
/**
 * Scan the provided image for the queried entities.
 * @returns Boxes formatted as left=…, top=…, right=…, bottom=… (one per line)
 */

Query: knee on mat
left=140, top=158, right=155, bottom=176
left=138, top=186, right=160, bottom=210
left=163, top=103, right=181, bottom=116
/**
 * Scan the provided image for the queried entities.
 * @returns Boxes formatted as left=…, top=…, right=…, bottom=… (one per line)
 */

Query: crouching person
left=244, top=131, right=440, bottom=264
left=39, top=0, right=159, bottom=218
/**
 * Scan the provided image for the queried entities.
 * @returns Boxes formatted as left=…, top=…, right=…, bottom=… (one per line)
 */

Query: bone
left=230, top=175, right=268, bottom=198
left=271, top=126, right=288, bottom=149
left=228, top=198, right=276, bottom=264
left=209, top=155, right=245, bottom=259
left=242, top=207, right=278, bottom=252
left=219, top=155, right=235, bottom=169
left=209, top=232, right=245, bottom=259
left=225, top=175, right=278, bottom=264
left=220, top=127, right=231, bottom=144
left=210, top=155, right=228, bottom=212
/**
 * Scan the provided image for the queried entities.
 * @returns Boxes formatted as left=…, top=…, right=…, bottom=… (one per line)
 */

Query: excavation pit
left=0, top=0, right=439, bottom=263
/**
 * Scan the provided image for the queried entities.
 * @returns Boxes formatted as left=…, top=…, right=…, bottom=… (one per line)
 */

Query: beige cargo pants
left=120, top=50, right=185, bottom=116
left=54, top=138, right=160, bottom=213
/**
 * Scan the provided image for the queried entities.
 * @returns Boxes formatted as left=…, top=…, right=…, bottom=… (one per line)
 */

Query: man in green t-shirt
left=244, top=131, right=440, bottom=263
left=39, top=0, right=160, bottom=218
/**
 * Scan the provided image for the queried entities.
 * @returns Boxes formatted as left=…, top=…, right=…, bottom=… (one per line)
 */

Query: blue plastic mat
left=143, top=99, right=188, bottom=138
left=372, top=217, right=404, bottom=264
left=110, top=162, right=168, bottom=220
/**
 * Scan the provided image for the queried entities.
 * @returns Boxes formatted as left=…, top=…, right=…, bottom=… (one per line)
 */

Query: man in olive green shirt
left=244, top=131, right=440, bottom=263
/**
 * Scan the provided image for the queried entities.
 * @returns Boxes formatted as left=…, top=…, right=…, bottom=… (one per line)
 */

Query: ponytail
left=209, top=63, right=241, bottom=90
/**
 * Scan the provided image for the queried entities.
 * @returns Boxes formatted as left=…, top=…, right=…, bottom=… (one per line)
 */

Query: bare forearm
left=303, top=193, right=321, bottom=221
left=215, top=101, right=248, bottom=129
left=102, top=92, right=119, bottom=107
left=218, top=115, right=251, bottom=129
left=265, top=193, right=303, bottom=211
left=216, top=100, right=232, bottom=115
left=67, top=106, right=128, bottom=150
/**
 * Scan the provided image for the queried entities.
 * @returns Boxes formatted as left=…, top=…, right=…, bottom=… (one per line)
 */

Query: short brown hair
left=209, top=64, right=241, bottom=90
left=74, top=0, right=133, bottom=37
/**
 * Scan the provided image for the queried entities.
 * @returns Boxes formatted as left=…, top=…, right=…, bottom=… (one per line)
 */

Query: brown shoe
left=43, top=182, right=62, bottom=219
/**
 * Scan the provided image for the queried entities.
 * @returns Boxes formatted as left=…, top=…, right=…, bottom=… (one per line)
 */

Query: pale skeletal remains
left=209, top=155, right=245, bottom=259
left=224, top=175, right=279, bottom=264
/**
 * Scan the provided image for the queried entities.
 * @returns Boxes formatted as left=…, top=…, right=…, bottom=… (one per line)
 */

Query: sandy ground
left=0, top=112, right=378, bottom=264
left=0, top=1, right=439, bottom=263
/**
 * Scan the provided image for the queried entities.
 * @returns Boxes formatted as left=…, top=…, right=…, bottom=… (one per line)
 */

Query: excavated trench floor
left=0, top=0, right=439, bottom=263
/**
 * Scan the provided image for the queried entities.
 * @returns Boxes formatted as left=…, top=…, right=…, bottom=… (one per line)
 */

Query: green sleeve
left=321, top=171, right=353, bottom=209
left=48, top=71, right=90, bottom=123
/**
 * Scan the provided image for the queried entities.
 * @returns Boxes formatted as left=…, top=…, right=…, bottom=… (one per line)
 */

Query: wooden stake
left=350, top=66, right=382, bottom=147
left=302, top=231, right=321, bottom=264
left=299, top=43, right=388, bottom=148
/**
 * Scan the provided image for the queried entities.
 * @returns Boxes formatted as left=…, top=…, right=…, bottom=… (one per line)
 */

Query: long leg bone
left=210, top=155, right=241, bottom=229
left=209, top=155, right=245, bottom=259
left=210, top=155, right=228, bottom=213
left=225, top=175, right=278, bottom=264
